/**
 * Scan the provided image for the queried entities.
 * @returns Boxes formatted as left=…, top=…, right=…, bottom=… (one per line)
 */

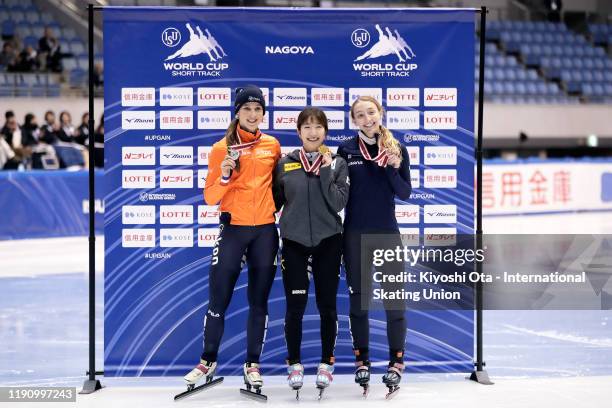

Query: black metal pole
left=80, top=3, right=102, bottom=394
left=469, top=6, right=493, bottom=385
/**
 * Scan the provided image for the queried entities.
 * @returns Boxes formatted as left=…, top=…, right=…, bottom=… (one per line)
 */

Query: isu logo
left=165, top=23, right=227, bottom=62
left=354, top=24, right=416, bottom=62
left=162, top=28, right=181, bottom=47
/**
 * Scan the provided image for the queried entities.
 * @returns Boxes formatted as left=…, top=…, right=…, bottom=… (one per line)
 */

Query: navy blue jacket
left=337, top=137, right=411, bottom=232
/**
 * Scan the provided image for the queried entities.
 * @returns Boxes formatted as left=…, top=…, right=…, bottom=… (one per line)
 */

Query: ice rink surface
left=1, top=212, right=611, bottom=407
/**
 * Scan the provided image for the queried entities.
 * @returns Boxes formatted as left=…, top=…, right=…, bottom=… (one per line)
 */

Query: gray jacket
left=273, top=149, right=349, bottom=247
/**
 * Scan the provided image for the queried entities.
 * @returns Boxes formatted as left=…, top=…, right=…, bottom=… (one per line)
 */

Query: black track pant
left=281, top=234, right=342, bottom=365
left=343, top=229, right=406, bottom=364
left=201, top=221, right=278, bottom=364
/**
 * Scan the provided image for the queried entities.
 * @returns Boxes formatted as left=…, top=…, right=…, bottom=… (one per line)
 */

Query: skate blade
left=317, top=386, right=325, bottom=400
left=240, top=387, right=268, bottom=402
left=174, top=377, right=224, bottom=401
left=361, top=384, right=369, bottom=398
left=385, top=386, right=400, bottom=400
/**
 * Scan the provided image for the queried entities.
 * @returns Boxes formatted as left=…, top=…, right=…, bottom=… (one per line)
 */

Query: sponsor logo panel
left=395, top=204, right=420, bottom=224
left=160, top=228, right=193, bottom=248
left=122, top=146, right=156, bottom=166
left=122, top=170, right=156, bottom=189
left=159, top=87, right=193, bottom=106
left=386, top=88, right=419, bottom=107
left=122, top=228, right=156, bottom=247
left=424, top=169, right=457, bottom=188
left=424, top=88, right=457, bottom=107
left=311, top=88, right=345, bottom=107
left=122, top=205, right=155, bottom=225
left=160, top=205, right=193, bottom=224
left=273, top=111, right=300, bottom=130
left=160, top=169, right=193, bottom=188
left=197, top=87, right=231, bottom=107
left=424, top=146, right=457, bottom=165
left=197, top=110, right=231, bottom=130
left=424, top=205, right=457, bottom=224
left=160, top=146, right=194, bottom=165
left=386, top=110, right=419, bottom=130
left=273, top=88, right=307, bottom=107
left=424, top=111, right=457, bottom=130
left=159, top=110, right=193, bottom=130
left=198, top=227, right=219, bottom=247
left=122, top=111, right=156, bottom=130
left=121, top=88, right=155, bottom=107
left=198, top=205, right=221, bottom=224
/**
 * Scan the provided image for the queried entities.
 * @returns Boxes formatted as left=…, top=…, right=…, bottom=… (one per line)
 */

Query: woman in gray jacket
left=273, top=107, right=349, bottom=399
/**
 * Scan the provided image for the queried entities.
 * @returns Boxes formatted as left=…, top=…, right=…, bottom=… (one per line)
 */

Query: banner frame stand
left=468, top=5, right=493, bottom=386
left=80, top=3, right=103, bottom=395
left=80, top=5, right=489, bottom=394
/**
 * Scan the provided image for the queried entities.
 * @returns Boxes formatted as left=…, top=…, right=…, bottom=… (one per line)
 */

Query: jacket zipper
left=252, top=149, right=256, bottom=226
left=307, top=171, right=313, bottom=247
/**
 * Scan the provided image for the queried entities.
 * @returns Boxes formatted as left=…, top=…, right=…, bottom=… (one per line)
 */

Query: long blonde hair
left=350, top=96, right=402, bottom=160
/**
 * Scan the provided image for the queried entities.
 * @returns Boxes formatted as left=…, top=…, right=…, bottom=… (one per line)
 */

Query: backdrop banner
left=103, top=7, right=476, bottom=376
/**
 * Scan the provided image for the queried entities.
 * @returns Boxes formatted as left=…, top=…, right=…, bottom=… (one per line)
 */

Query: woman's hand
left=221, top=156, right=237, bottom=178
left=386, top=153, right=401, bottom=169
left=321, top=152, right=333, bottom=167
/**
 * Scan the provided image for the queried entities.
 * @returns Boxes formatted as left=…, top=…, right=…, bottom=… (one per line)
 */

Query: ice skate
left=382, top=362, right=404, bottom=400
left=354, top=361, right=370, bottom=397
left=240, top=362, right=267, bottom=402
left=315, top=363, right=334, bottom=400
left=174, top=359, right=223, bottom=401
left=287, top=363, right=304, bottom=400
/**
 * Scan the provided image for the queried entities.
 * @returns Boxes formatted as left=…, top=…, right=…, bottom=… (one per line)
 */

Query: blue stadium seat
left=536, top=82, right=548, bottom=95
left=494, top=68, right=504, bottom=80
left=62, top=58, right=77, bottom=71
left=2, top=20, right=15, bottom=37
left=583, top=71, right=594, bottom=82
left=516, top=69, right=527, bottom=81
left=547, top=83, right=559, bottom=95
left=493, top=82, right=504, bottom=94
left=526, top=82, right=537, bottom=95
left=593, top=58, right=605, bottom=70
left=23, top=35, right=37, bottom=48
left=604, top=84, right=612, bottom=96
left=505, top=68, right=516, bottom=80
left=71, top=41, right=85, bottom=55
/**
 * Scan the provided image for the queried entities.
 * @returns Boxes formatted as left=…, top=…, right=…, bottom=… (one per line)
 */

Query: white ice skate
left=287, top=363, right=304, bottom=399
left=240, top=362, right=267, bottom=402
left=315, top=363, right=334, bottom=400
left=174, top=359, right=223, bottom=401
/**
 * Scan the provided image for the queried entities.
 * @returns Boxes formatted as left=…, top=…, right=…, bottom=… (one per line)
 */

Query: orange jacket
left=204, top=130, right=281, bottom=226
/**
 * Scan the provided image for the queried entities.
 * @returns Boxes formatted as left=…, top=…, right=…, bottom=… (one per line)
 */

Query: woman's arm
left=385, top=145, right=412, bottom=201
left=319, top=156, right=350, bottom=213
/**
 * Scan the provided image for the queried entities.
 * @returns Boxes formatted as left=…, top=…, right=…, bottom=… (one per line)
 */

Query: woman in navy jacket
left=337, top=96, right=411, bottom=396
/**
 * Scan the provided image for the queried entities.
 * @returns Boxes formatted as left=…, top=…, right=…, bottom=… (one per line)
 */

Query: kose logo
left=160, top=87, right=193, bottom=106
left=424, top=146, right=457, bottom=166
left=198, top=111, right=231, bottom=130
left=265, top=46, right=314, bottom=54
left=122, top=205, right=155, bottom=225
left=162, top=27, right=181, bottom=47
left=160, top=228, right=194, bottom=248
left=386, top=111, right=419, bottom=130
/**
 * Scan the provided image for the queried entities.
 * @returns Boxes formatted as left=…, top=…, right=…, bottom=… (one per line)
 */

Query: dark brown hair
left=297, top=107, right=328, bottom=133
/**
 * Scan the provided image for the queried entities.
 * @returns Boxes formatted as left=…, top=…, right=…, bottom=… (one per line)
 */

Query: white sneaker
left=184, top=359, right=217, bottom=385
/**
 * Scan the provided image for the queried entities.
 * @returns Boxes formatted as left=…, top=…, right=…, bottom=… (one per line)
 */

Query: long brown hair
left=224, top=118, right=239, bottom=146
left=350, top=96, right=402, bottom=160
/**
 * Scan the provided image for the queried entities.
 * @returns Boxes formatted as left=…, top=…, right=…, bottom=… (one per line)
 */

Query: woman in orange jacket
left=183, top=85, right=280, bottom=400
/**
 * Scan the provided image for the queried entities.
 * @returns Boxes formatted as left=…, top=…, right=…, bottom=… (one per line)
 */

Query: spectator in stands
left=40, top=110, right=59, bottom=144
left=1, top=114, right=22, bottom=169
left=38, top=27, right=63, bottom=73
left=76, top=113, right=89, bottom=145
left=12, top=45, right=39, bottom=73
left=57, top=111, right=76, bottom=143
left=0, top=41, right=17, bottom=69
left=21, top=113, right=41, bottom=147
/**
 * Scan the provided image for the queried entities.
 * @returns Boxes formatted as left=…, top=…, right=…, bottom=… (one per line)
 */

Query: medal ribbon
left=358, top=135, right=389, bottom=167
left=299, top=148, right=323, bottom=176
